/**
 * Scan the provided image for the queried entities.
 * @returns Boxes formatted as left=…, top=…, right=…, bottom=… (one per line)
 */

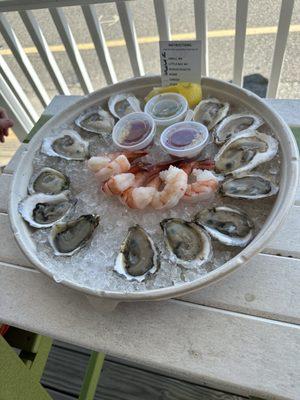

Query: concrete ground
left=0, top=0, right=299, bottom=161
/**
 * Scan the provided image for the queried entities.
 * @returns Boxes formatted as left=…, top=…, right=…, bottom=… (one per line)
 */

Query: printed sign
left=159, top=40, right=202, bottom=86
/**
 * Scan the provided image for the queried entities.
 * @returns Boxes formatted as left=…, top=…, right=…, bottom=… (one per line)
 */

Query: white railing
left=0, top=0, right=295, bottom=140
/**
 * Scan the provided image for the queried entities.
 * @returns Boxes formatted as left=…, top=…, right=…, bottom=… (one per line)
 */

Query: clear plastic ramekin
left=144, top=93, right=188, bottom=126
left=112, top=112, right=156, bottom=151
left=160, top=121, right=209, bottom=158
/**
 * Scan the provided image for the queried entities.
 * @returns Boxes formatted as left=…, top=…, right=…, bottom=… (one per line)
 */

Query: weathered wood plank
left=264, top=206, right=300, bottom=257
left=181, top=253, right=300, bottom=324
left=3, top=143, right=27, bottom=174
left=265, top=99, right=300, bottom=127
left=0, top=263, right=299, bottom=399
left=0, top=215, right=34, bottom=268
left=46, top=389, right=76, bottom=400
left=0, top=174, right=11, bottom=213
left=42, top=345, right=245, bottom=400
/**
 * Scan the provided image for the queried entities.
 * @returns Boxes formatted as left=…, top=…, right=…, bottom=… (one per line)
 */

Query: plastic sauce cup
left=144, top=93, right=188, bottom=126
left=112, top=112, right=156, bottom=151
left=160, top=121, right=210, bottom=158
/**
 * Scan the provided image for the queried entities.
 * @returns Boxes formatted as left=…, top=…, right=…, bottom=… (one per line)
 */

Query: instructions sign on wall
left=159, top=40, right=202, bottom=86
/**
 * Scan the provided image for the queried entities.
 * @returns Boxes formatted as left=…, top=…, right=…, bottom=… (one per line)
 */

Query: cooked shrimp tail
left=183, top=169, right=219, bottom=202
left=150, top=166, right=188, bottom=210
left=102, top=173, right=135, bottom=195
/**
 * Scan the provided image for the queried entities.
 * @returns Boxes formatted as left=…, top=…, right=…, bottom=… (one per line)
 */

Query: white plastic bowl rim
left=9, top=76, right=299, bottom=302
left=112, top=111, right=155, bottom=151
left=144, top=92, right=188, bottom=126
left=160, top=120, right=209, bottom=158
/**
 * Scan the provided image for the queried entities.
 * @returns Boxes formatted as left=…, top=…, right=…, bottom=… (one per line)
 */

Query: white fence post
left=50, top=7, right=94, bottom=94
left=0, top=13, right=50, bottom=107
left=194, top=0, right=208, bottom=76
left=267, top=0, right=294, bottom=98
left=153, top=0, right=171, bottom=41
left=0, top=54, right=38, bottom=122
left=0, top=74, right=33, bottom=141
left=81, top=4, right=117, bottom=84
left=19, top=10, right=70, bottom=95
left=116, top=1, right=144, bottom=76
left=233, top=0, right=249, bottom=87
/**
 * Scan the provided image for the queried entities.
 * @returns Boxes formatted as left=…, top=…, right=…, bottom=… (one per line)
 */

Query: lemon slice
left=145, top=82, right=202, bottom=109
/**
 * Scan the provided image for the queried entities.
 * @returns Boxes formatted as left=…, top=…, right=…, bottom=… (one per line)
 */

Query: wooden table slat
left=0, top=173, right=11, bottom=212
left=43, top=346, right=246, bottom=400
left=264, top=206, right=300, bottom=257
left=0, top=214, right=34, bottom=268
left=3, top=143, right=28, bottom=174
left=180, top=253, right=300, bottom=324
left=0, top=262, right=299, bottom=399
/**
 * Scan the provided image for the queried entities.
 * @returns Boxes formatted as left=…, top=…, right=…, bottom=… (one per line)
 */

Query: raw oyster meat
left=108, top=93, right=141, bottom=119
left=28, top=167, right=70, bottom=195
left=160, top=218, right=212, bottom=268
left=49, top=214, right=100, bottom=256
left=75, top=107, right=114, bottom=135
left=18, top=191, right=76, bottom=228
left=221, top=173, right=278, bottom=199
left=194, top=206, right=254, bottom=247
left=114, top=225, right=160, bottom=282
left=193, top=98, right=229, bottom=130
left=214, top=130, right=278, bottom=176
left=214, top=113, right=263, bottom=144
left=41, top=130, right=89, bottom=160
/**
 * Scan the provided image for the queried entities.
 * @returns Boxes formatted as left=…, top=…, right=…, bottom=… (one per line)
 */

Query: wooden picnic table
left=0, top=96, right=300, bottom=400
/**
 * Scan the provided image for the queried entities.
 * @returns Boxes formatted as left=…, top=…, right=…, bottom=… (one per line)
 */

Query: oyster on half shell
left=49, top=214, right=100, bottom=256
left=28, top=167, right=70, bottom=195
left=41, top=130, right=89, bottom=160
left=114, top=225, right=160, bottom=282
left=75, top=107, right=114, bottom=135
left=108, top=93, right=141, bottom=119
left=18, top=191, right=76, bottom=229
left=193, top=98, right=229, bottom=130
left=221, top=173, right=279, bottom=199
left=214, top=113, right=264, bottom=144
left=160, top=218, right=212, bottom=268
left=194, top=206, right=254, bottom=247
left=214, top=130, right=278, bottom=176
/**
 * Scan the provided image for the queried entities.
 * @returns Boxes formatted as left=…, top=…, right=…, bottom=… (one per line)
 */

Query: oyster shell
left=221, top=173, right=278, bottom=199
left=214, top=113, right=264, bottom=144
left=18, top=191, right=76, bottom=228
left=75, top=107, right=114, bottom=135
left=28, top=167, right=70, bottom=195
left=194, top=206, right=254, bottom=247
left=41, top=130, right=89, bottom=160
left=108, top=93, right=141, bottom=119
left=193, top=98, right=229, bottom=130
left=49, top=214, right=100, bottom=256
left=160, top=218, right=212, bottom=268
left=114, top=225, right=160, bottom=282
left=214, top=130, right=278, bottom=176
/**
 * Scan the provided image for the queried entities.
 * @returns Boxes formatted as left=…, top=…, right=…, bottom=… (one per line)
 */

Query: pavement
left=0, top=0, right=299, bottom=117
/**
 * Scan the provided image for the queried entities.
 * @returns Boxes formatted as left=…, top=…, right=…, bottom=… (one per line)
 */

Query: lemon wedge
left=145, top=82, right=202, bottom=109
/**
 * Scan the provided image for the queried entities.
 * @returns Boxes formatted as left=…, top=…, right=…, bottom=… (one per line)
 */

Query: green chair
left=0, top=326, right=105, bottom=400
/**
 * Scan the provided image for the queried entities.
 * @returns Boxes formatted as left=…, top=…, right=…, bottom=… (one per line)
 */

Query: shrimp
left=176, top=159, right=215, bottom=174
left=95, top=155, right=131, bottom=182
left=183, top=169, right=219, bottom=202
left=119, top=165, right=167, bottom=209
left=102, top=173, right=135, bottom=195
left=149, top=165, right=188, bottom=210
left=176, top=160, right=219, bottom=202
left=87, top=150, right=147, bottom=182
